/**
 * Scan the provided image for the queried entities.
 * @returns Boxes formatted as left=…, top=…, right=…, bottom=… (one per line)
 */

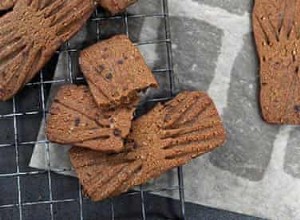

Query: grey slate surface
left=167, top=1, right=300, bottom=219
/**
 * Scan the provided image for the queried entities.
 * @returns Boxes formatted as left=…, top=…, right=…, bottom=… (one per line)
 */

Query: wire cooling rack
left=0, top=0, right=186, bottom=219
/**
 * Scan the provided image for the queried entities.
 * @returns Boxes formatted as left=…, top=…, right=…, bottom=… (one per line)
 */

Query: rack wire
left=0, top=0, right=186, bottom=219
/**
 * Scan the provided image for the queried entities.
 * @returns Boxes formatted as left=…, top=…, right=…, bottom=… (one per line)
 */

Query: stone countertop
left=167, top=1, right=300, bottom=220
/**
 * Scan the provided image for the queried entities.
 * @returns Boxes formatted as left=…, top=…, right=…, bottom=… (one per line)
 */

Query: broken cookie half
left=70, top=91, right=226, bottom=201
left=47, top=85, right=136, bottom=152
left=80, top=35, right=158, bottom=109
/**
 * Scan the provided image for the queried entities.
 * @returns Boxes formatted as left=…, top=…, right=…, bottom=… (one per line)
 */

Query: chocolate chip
left=294, top=105, right=300, bottom=112
left=273, top=62, right=281, bottom=69
left=125, top=139, right=134, bottom=144
left=103, top=47, right=108, bottom=51
left=124, top=56, right=128, bottom=60
left=102, top=54, right=108, bottom=59
left=131, top=142, right=138, bottom=150
left=109, top=117, right=115, bottom=123
left=74, top=118, right=80, bottom=127
left=97, top=64, right=105, bottom=73
left=125, top=139, right=137, bottom=150
left=117, top=59, right=124, bottom=65
left=105, top=72, right=113, bottom=80
left=113, top=129, right=121, bottom=137
left=103, top=114, right=111, bottom=119
left=164, top=114, right=171, bottom=122
left=112, top=91, right=119, bottom=97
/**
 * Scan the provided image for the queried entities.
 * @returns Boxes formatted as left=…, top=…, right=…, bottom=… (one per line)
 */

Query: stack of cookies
left=46, top=35, right=226, bottom=201
left=0, top=0, right=226, bottom=203
left=47, top=35, right=158, bottom=154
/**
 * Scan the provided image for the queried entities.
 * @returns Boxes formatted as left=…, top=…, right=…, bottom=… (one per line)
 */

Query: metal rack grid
left=0, top=0, right=186, bottom=219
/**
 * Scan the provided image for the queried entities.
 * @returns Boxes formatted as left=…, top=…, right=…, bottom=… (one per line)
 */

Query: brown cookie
left=79, top=35, right=158, bottom=109
left=96, top=0, right=137, bottom=15
left=0, top=0, right=95, bottom=101
left=0, top=0, right=16, bottom=10
left=253, top=0, right=300, bottom=124
left=70, top=91, right=226, bottom=201
left=47, top=85, right=136, bottom=152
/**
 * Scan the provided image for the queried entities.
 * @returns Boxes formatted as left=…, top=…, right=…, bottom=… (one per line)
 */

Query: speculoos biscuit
left=79, top=35, right=158, bottom=109
left=253, top=0, right=300, bottom=124
left=47, top=85, right=136, bottom=152
left=70, top=91, right=226, bottom=201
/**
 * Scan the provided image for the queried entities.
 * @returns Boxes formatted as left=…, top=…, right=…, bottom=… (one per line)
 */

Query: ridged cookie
left=0, top=0, right=95, bottom=101
left=79, top=35, right=158, bottom=109
left=47, top=85, right=136, bottom=152
left=97, top=0, right=137, bottom=15
left=70, top=91, right=226, bottom=201
left=253, top=0, right=300, bottom=124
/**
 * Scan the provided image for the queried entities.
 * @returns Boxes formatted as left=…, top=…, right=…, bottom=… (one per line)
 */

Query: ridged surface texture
left=253, top=0, right=300, bottom=124
left=0, top=0, right=95, bottom=100
left=47, top=85, right=136, bottom=152
left=70, top=91, right=226, bottom=201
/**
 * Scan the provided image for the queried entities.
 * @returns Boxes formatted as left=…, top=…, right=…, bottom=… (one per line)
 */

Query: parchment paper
left=30, top=1, right=300, bottom=219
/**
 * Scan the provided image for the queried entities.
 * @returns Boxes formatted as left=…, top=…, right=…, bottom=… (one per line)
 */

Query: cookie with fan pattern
left=70, top=91, right=226, bottom=201
left=253, top=0, right=300, bottom=124
left=0, top=0, right=95, bottom=101
left=47, top=85, right=136, bottom=152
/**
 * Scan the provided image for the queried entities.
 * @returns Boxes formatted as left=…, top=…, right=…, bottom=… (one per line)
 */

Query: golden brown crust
left=253, top=0, right=300, bottom=124
left=70, top=91, right=226, bottom=201
left=79, top=35, right=158, bottom=109
left=47, top=85, right=136, bottom=152
left=0, top=0, right=95, bottom=101
left=96, top=0, right=137, bottom=15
